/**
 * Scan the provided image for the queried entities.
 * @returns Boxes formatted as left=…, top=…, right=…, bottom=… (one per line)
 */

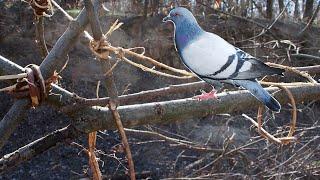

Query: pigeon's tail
left=233, top=79, right=281, bottom=112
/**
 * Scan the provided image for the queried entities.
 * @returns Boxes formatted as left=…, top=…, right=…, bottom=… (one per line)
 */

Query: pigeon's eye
left=172, top=12, right=180, bottom=17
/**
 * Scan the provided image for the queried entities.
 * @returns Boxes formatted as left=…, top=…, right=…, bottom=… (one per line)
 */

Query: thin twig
left=0, top=73, right=27, bottom=80
left=88, top=131, right=102, bottom=180
left=267, top=62, right=318, bottom=84
left=125, top=128, right=223, bottom=153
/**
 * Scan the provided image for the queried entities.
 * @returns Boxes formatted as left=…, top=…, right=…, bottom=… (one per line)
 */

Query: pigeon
left=163, top=7, right=284, bottom=112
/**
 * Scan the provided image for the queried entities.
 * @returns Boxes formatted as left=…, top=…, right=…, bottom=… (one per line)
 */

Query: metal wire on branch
left=0, top=64, right=59, bottom=107
left=23, top=0, right=54, bottom=17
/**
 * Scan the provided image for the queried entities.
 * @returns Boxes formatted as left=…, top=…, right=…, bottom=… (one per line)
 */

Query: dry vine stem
left=88, top=132, right=102, bottom=180
left=248, top=61, right=316, bottom=144
left=23, top=0, right=54, bottom=17
left=87, top=20, right=194, bottom=79
left=249, top=84, right=297, bottom=145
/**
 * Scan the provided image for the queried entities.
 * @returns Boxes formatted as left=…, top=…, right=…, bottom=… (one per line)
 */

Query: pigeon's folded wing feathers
left=181, top=32, right=240, bottom=79
left=230, top=49, right=285, bottom=80
left=181, top=33, right=284, bottom=80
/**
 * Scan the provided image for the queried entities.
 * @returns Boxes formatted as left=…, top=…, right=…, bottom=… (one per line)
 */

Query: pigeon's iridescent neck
left=174, top=20, right=203, bottom=52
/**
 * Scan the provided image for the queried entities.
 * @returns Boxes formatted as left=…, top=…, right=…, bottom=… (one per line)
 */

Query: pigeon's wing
left=181, top=33, right=283, bottom=81
left=229, top=48, right=284, bottom=80
left=180, top=32, right=242, bottom=79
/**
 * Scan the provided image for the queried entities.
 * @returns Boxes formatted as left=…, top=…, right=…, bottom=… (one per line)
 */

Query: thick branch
left=58, top=81, right=208, bottom=112
left=0, top=125, right=81, bottom=174
left=0, top=55, right=25, bottom=75
left=84, top=0, right=103, bottom=41
left=0, top=0, right=104, bottom=150
left=2, top=86, right=320, bottom=174
left=72, top=84, right=320, bottom=133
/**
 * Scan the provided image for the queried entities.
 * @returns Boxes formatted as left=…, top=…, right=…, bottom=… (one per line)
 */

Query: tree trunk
left=303, top=0, right=314, bottom=20
left=278, top=0, right=284, bottom=11
left=143, top=0, right=149, bottom=18
left=294, top=0, right=300, bottom=19
left=266, top=0, right=274, bottom=19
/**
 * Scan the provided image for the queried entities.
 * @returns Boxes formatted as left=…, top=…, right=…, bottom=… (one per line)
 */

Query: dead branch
left=291, top=53, right=320, bottom=61
left=0, top=0, right=106, bottom=150
left=51, top=0, right=74, bottom=21
left=71, top=84, right=320, bottom=133
left=0, top=82, right=320, bottom=173
left=83, top=1, right=104, bottom=179
left=296, top=65, right=320, bottom=74
left=59, top=81, right=208, bottom=112
left=0, top=125, right=81, bottom=174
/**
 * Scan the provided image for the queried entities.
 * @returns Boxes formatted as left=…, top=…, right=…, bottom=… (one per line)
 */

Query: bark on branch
left=0, top=0, right=105, bottom=150
left=0, top=125, right=81, bottom=174
left=71, top=84, right=320, bottom=133
left=0, top=84, right=319, bottom=174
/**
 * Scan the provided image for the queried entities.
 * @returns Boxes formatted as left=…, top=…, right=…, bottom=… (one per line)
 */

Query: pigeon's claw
left=193, top=89, right=218, bottom=101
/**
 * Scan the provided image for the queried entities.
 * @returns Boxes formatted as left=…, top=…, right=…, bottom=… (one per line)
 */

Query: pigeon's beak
left=162, top=15, right=171, bottom=23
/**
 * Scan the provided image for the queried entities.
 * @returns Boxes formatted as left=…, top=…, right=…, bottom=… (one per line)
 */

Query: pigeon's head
left=163, top=7, right=203, bottom=51
left=163, top=7, right=197, bottom=26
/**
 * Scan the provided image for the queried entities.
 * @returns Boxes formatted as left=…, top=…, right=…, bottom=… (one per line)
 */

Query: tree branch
left=0, top=0, right=105, bottom=150
left=84, top=0, right=136, bottom=178
left=59, top=81, right=209, bottom=112
left=5, top=84, right=319, bottom=175
left=71, top=84, right=320, bottom=133
left=291, top=53, right=320, bottom=61
left=0, top=125, right=81, bottom=174
left=296, top=65, right=320, bottom=74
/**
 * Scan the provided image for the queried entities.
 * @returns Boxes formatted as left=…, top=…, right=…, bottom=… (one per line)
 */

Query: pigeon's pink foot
left=193, top=89, right=218, bottom=101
